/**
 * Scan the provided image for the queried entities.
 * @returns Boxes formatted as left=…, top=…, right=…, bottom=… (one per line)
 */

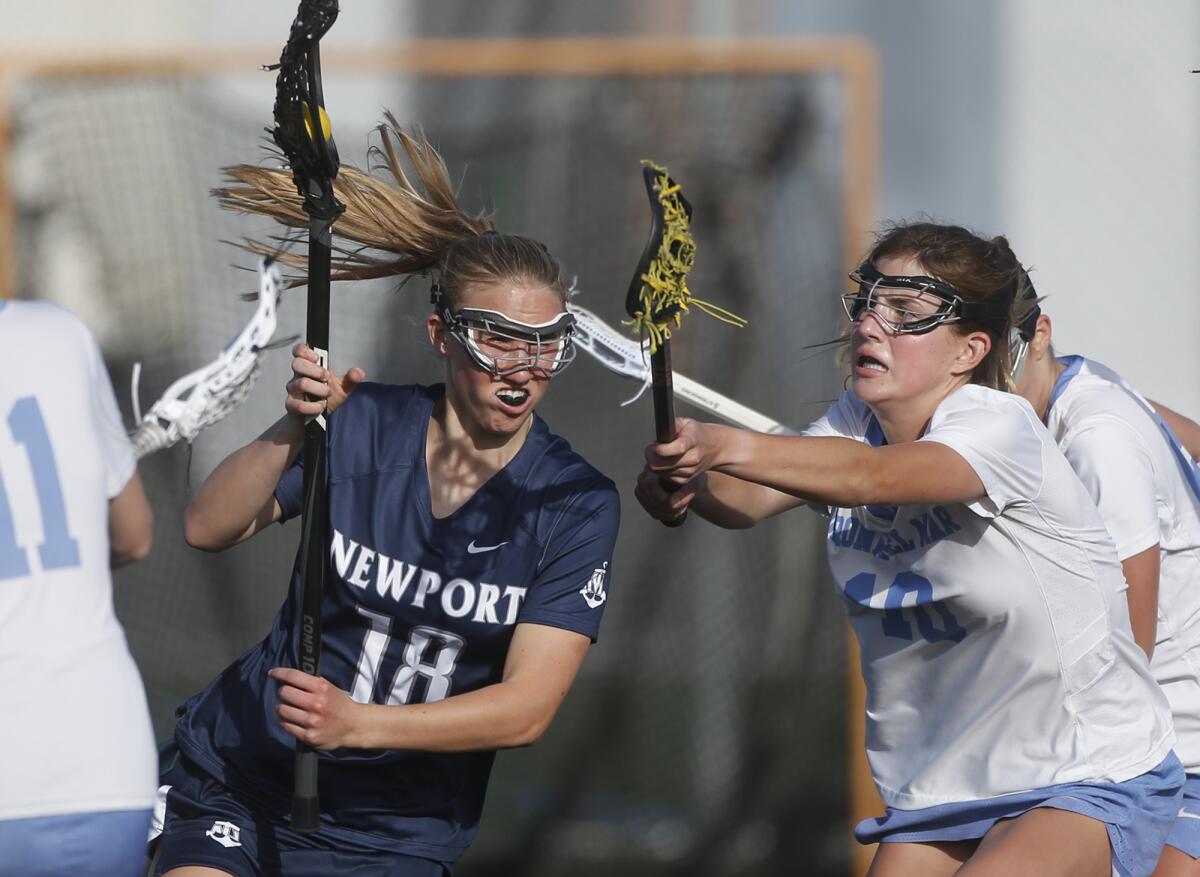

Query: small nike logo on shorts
left=1178, top=810, right=1200, bottom=821
left=467, top=540, right=508, bottom=554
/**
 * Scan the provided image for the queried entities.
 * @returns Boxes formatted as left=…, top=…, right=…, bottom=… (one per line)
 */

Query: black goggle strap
left=1013, top=267, right=1040, bottom=342
left=1008, top=267, right=1041, bottom=383
left=957, top=291, right=1013, bottom=337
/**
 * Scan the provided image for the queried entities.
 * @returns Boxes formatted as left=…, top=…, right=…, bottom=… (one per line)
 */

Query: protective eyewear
left=1009, top=270, right=1041, bottom=383
left=441, top=305, right=577, bottom=378
left=843, top=263, right=1011, bottom=336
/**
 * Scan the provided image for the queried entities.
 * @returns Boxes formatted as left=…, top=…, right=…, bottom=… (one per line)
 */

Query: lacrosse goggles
left=842, top=262, right=1013, bottom=337
left=433, top=285, right=577, bottom=378
left=1008, top=269, right=1041, bottom=384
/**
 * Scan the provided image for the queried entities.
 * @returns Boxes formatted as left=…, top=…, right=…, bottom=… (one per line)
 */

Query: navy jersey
left=172, top=383, right=619, bottom=862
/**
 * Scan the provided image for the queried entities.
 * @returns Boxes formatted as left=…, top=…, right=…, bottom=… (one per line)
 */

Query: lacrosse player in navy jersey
left=149, top=124, right=620, bottom=877
left=637, top=222, right=1184, bottom=877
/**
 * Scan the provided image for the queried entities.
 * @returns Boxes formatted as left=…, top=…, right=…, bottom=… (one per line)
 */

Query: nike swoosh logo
left=1178, top=811, right=1200, bottom=821
left=467, top=540, right=508, bottom=554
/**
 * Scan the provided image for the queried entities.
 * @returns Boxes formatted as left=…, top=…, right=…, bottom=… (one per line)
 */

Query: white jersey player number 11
left=0, top=397, right=81, bottom=578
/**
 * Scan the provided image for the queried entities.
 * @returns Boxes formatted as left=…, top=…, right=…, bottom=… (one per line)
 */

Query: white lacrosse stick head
left=130, top=260, right=284, bottom=458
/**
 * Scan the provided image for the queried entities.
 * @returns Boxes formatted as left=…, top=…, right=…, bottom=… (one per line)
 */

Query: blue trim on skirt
left=856, top=752, right=1184, bottom=877
left=1165, top=773, right=1200, bottom=859
left=0, top=808, right=153, bottom=877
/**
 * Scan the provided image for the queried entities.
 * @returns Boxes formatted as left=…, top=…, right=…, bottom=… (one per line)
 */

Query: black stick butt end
left=291, top=794, right=320, bottom=833
left=292, top=746, right=320, bottom=833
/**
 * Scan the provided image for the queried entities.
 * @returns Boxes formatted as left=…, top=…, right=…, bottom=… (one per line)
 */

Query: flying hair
left=213, top=112, right=496, bottom=288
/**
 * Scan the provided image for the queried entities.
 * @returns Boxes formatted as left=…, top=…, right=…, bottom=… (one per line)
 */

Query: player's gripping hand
left=635, top=466, right=706, bottom=522
left=269, top=667, right=365, bottom=751
left=643, top=417, right=724, bottom=484
left=286, top=342, right=366, bottom=418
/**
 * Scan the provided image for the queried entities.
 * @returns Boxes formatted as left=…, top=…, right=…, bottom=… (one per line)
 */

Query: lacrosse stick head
left=625, top=162, right=746, bottom=353
left=625, top=163, right=694, bottom=351
left=270, top=0, right=343, bottom=220
left=129, top=260, right=284, bottom=458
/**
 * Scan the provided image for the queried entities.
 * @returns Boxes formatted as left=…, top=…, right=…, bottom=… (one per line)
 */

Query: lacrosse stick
left=130, top=260, right=286, bottom=458
left=263, top=0, right=343, bottom=834
left=570, top=302, right=794, bottom=435
left=625, top=162, right=746, bottom=526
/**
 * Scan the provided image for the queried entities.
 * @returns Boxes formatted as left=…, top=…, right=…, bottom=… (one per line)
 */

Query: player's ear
left=1031, top=314, right=1053, bottom=359
left=427, top=313, right=449, bottom=356
left=952, top=329, right=991, bottom=376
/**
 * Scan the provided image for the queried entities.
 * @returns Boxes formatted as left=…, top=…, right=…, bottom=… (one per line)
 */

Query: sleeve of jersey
left=918, top=397, right=1045, bottom=518
left=83, top=322, right=137, bottom=499
left=274, top=397, right=345, bottom=521
left=274, top=384, right=392, bottom=521
left=517, top=480, right=621, bottom=643
left=800, top=390, right=864, bottom=440
left=1063, top=426, right=1160, bottom=559
left=275, top=451, right=305, bottom=522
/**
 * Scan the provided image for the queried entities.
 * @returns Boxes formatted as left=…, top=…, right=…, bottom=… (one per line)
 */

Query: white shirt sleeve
left=918, top=390, right=1045, bottom=518
left=1062, top=424, right=1160, bottom=560
left=801, top=390, right=866, bottom=440
left=82, top=324, right=137, bottom=499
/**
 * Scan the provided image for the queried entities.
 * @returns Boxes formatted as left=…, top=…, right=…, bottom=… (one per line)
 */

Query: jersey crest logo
left=205, top=819, right=243, bottom=848
left=579, top=562, right=608, bottom=609
left=467, top=540, right=508, bottom=554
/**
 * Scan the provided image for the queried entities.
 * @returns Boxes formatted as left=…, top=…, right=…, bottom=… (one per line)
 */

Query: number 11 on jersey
left=0, top=397, right=81, bottom=580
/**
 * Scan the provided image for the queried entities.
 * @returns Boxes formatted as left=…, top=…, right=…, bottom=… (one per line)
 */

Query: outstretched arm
left=184, top=343, right=364, bottom=551
left=270, top=622, right=591, bottom=751
left=1149, top=399, right=1200, bottom=461
left=636, top=418, right=986, bottom=527
left=636, top=468, right=804, bottom=528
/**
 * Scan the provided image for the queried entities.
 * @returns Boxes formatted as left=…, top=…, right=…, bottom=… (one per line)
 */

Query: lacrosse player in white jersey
left=636, top=221, right=1182, bottom=877
left=1013, top=293, right=1200, bottom=877
left=0, top=299, right=157, bottom=877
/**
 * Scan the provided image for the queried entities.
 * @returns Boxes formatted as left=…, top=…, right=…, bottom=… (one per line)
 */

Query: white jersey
left=1045, top=355, right=1200, bottom=775
left=0, top=300, right=156, bottom=820
left=805, top=383, right=1173, bottom=809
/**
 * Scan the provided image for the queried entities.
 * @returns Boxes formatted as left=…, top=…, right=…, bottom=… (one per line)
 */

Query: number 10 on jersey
left=844, top=571, right=967, bottom=645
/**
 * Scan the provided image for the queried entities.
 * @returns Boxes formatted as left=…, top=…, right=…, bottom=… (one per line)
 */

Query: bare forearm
left=1150, top=399, right=1200, bottom=461
left=184, top=414, right=304, bottom=549
left=353, top=682, right=558, bottom=752
left=110, top=471, right=153, bottom=566
left=689, top=471, right=802, bottom=528
left=710, top=428, right=951, bottom=507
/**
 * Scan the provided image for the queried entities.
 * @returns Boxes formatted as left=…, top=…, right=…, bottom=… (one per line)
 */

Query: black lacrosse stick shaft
left=293, top=211, right=333, bottom=833
left=270, top=0, right=342, bottom=834
left=651, top=340, right=685, bottom=527
left=650, top=344, right=676, bottom=444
